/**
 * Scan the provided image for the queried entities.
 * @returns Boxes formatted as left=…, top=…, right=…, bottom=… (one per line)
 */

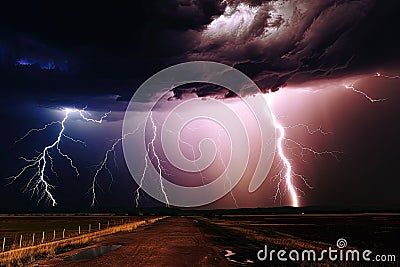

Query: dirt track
left=33, top=217, right=229, bottom=267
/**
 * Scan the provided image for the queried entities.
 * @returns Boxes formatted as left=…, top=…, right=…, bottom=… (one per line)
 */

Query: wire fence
left=1, top=217, right=149, bottom=252
left=0, top=217, right=167, bottom=266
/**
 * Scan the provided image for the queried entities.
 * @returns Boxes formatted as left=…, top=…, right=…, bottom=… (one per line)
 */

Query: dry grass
left=201, top=217, right=334, bottom=251
left=0, top=216, right=167, bottom=266
left=199, top=218, right=369, bottom=267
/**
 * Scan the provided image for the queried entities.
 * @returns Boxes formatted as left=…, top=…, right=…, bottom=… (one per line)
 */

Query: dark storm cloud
left=188, top=0, right=400, bottom=96
left=167, top=82, right=234, bottom=100
left=0, top=1, right=399, bottom=211
left=0, top=0, right=224, bottom=106
left=189, top=0, right=393, bottom=93
left=0, top=0, right=399, bottom=102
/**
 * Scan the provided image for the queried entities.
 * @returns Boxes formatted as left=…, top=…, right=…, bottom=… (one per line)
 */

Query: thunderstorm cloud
left=1, top=0, right=398, bottom=103
left=1, top=1, right=400, bottom=210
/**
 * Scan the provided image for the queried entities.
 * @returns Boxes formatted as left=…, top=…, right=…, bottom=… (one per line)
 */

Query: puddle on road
left=64, top=245, right=122, bottom=261
left=224, top=249, right=254, bottom=265
left=225, top=250, right=236, bottom=257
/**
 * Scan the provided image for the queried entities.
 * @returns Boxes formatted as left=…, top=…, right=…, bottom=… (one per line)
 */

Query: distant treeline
left=1, top=205, right=399, bottom=216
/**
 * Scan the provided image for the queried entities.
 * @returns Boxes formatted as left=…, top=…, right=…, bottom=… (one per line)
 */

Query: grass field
left=0, top=215, right=165, bottom=266
left=0, top=213, right=398, bottom=266
left=0, top=215, right=154, bottom=250
left=197, top=213, right=400, bottom=266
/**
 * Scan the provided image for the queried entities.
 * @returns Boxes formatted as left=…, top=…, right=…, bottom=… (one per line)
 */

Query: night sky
left=0, top=0, right=399, bottom=211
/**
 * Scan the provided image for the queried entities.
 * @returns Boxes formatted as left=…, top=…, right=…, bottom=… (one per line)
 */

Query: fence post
left=79, top=226, right=81, bottom=235
left=32, top=233, right=35, bottom=246
left=88, top=224, right=91, bottom=233
left=53, top=230, right=55, bottom=241
left=19, top=234, right=22, bottom=248
left=63, top=229, right=65, bottom=239
left=98, top=222, right=101, bottom=231
left=41, top=232, right=45, bottom=243
left=2, top=237, right=5, bottom=252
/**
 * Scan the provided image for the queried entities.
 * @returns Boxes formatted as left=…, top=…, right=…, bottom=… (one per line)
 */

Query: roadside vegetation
left=0, top=216, right=166, bottom=266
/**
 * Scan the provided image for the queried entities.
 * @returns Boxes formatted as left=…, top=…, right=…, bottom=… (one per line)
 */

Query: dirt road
left=33, top=217, right=229, bottom=267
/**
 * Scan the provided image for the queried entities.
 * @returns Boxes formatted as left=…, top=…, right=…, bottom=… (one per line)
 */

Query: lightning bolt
left=272, top=116, right=299, bottom=207
left=86, top=110, right=170, bottom=208
left=216, top=128, right=239, bottom=208
left=10, top=72, right=396, bottom=208
left=267, top=71, right=398, bottom=206
left=375, top=72, right=400, bottom=79
left=282, top=124, right=332, bottom=136
left=344, top=72, right=399, bottom=103
left=148, top=113, right=170, bottom=207
left=8, top=107, right=109, bottom=206
left=345, top=84, right=386, bottom=103
left=135, top=112, right=170, bottom=207
left=91, top=120, right=146, bottom=206
left=89, top=134, right=122, bottom=207
left=265, top=95, right=341, bottom=207
left=135, top=142, right=148, bottom=207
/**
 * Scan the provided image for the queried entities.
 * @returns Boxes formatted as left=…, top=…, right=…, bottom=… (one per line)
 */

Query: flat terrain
left=18, top=214, right=400, bottom=266
left=33, top=217, right=228, bottom=267
left=0, top=215, right=146, bottom=250
left=199, top=213, right=400, bottom=266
